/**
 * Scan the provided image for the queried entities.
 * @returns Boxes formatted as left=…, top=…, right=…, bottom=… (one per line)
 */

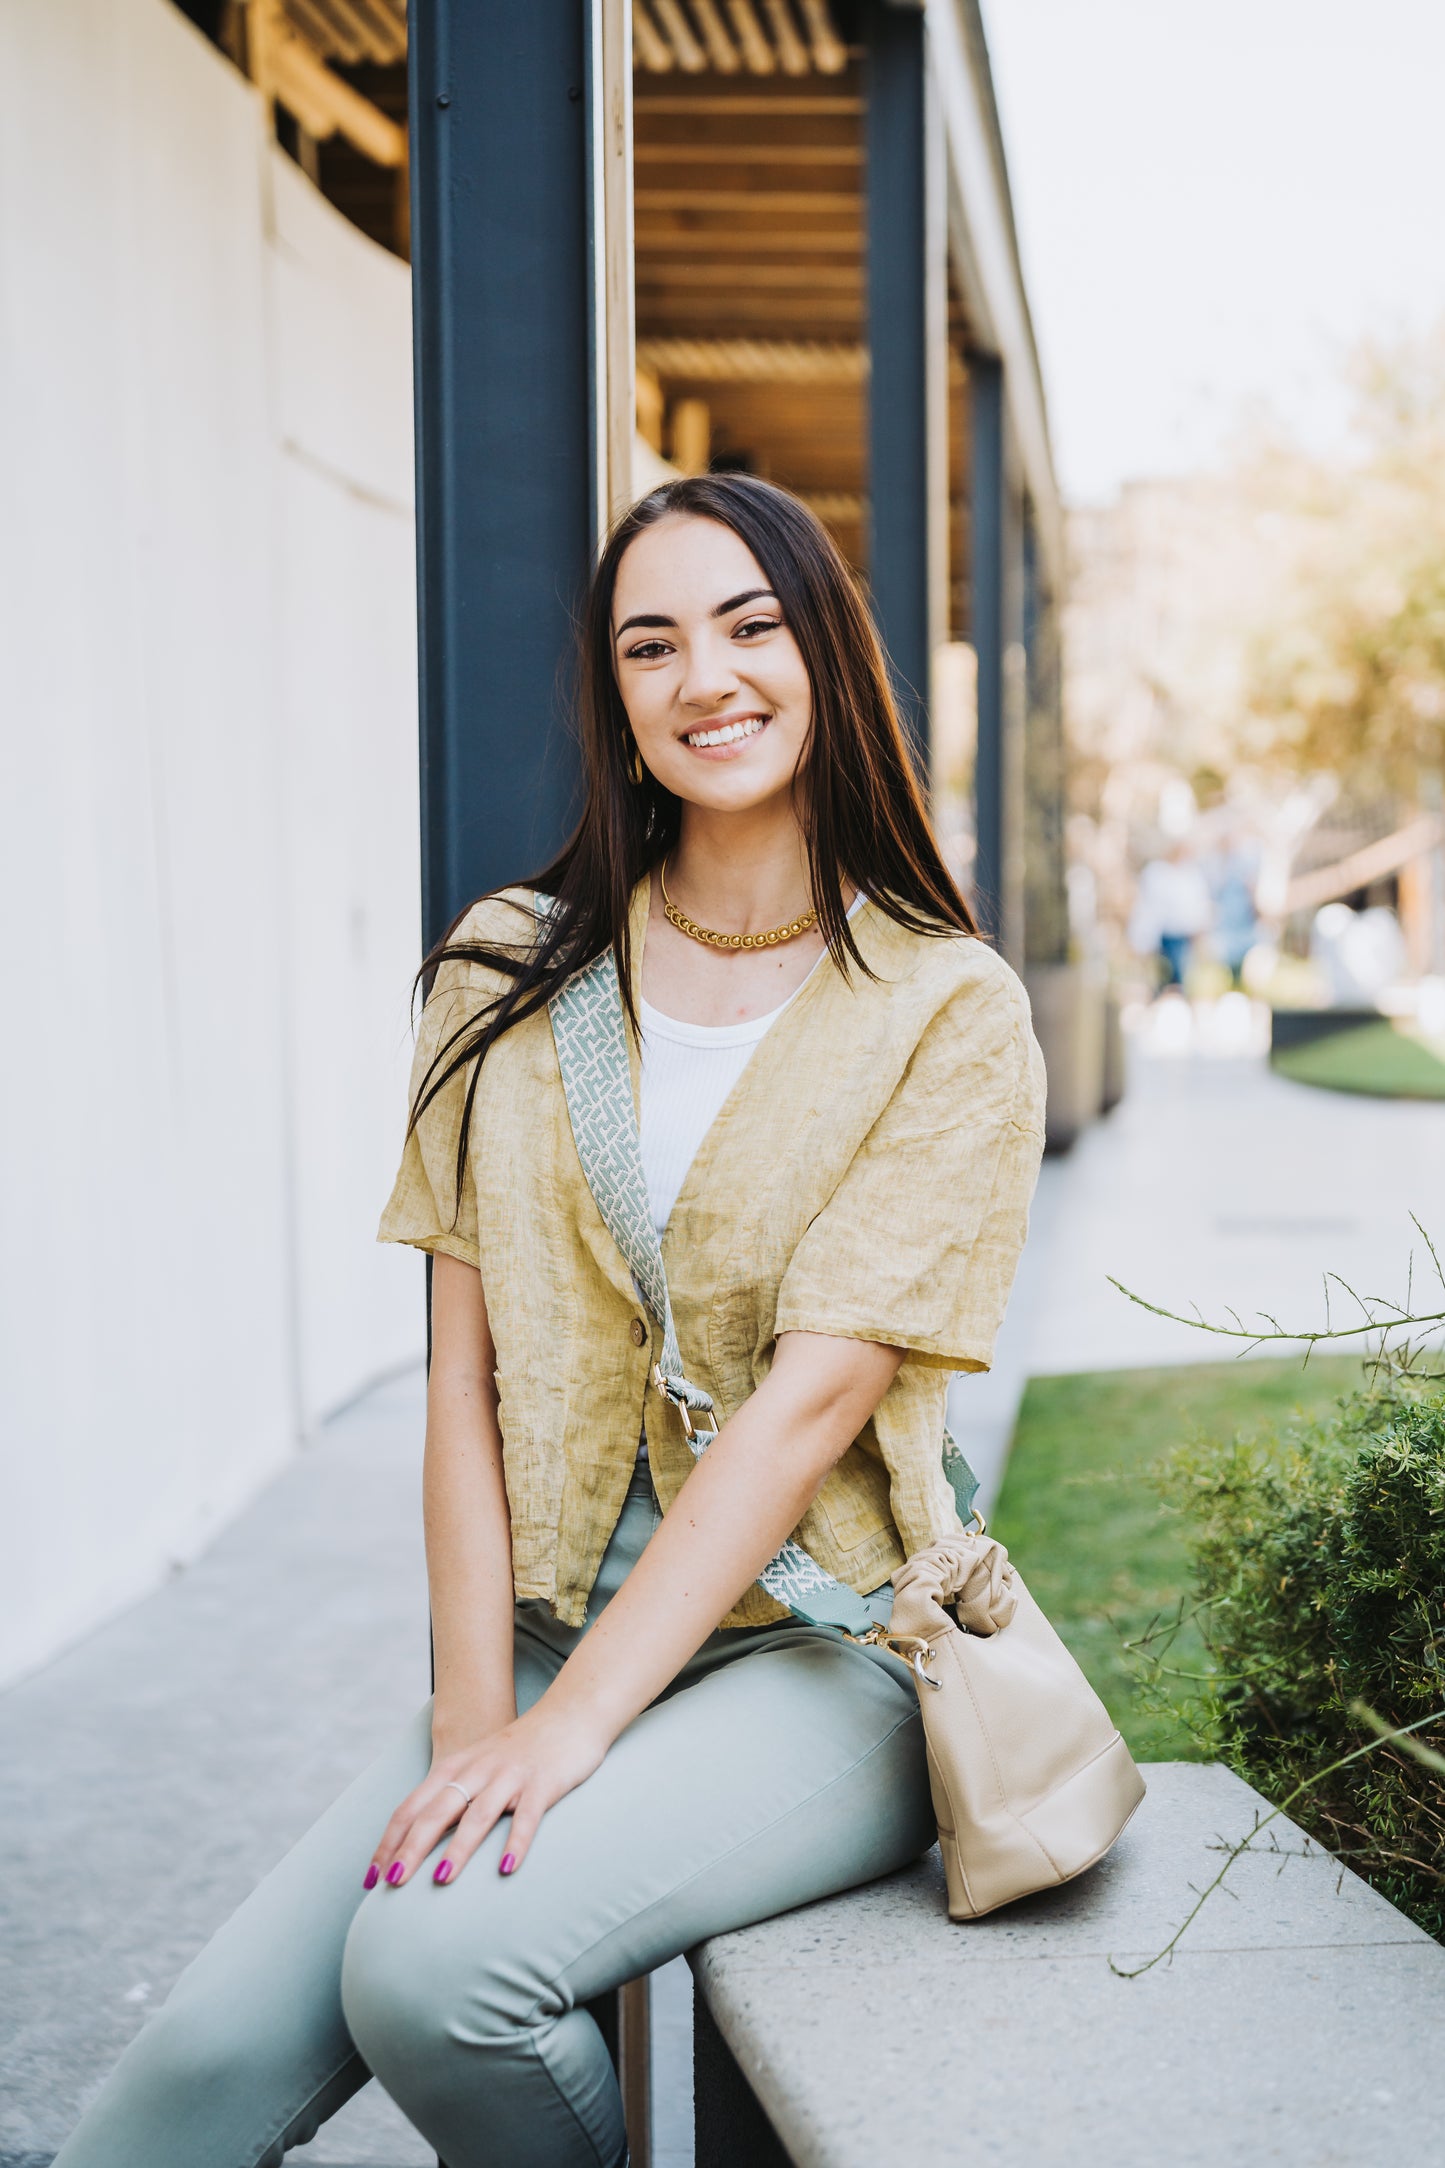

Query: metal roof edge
left=924, top=0, right=1063, bottom=585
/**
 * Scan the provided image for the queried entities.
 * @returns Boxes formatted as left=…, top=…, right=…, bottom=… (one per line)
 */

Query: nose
left=677, top=629, right=742, bottom=712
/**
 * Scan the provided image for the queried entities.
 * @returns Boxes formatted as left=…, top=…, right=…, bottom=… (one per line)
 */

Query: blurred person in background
left=1200, top=828, right=1261, bottom=988
left=1128, top=839, right=1212, bottom=993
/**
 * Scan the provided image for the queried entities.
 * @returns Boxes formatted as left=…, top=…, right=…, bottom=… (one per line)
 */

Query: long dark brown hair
left=412, top=473, right=979, bottom=1201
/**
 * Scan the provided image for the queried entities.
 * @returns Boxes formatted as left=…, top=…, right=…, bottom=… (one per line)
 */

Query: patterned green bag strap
left=549, top=941, right=979, bottom=1635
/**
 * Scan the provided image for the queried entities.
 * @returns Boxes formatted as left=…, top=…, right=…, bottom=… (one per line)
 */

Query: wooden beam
left=635, top=187, right=861, bottom=211
left=284, top=0, right=365, bottom=64
left=1283, top=816, right=1445, bottom=918
left=636, top=226, right=863, bottom=252
left=725, top=0, right=775, bottom=75
left=632, top=0, right=674, bottom=73
left=759, top=0, right=810, bottom=76
left=798, top=0, right=847, bottom=75
left=636, top=294, right=866, bottom=323
left=690, top=0, right=741, bottom=73
left=639, top=261, right=861, bottom=289
left=294, top=0, right=403, bottom=63
left=650, top=0, right=708, bottom=71
left=635, top=95, right=860, bottom=115
left=252, top=4, right=406, bottom=166
left=620, top=1977, right=653, bottom=2168
left=799, top=490, right=865, bottom=524
left=636, top=110, right=860, bottom=145
left=634, top=142, right=862, bottom=162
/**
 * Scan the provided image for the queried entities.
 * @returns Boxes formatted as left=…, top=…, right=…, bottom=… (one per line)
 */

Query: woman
left=55, top=475, right=1045, bottom=2166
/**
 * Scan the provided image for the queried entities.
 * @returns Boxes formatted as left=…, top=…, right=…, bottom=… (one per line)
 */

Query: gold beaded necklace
left=659, top=859, right=818, bottom=952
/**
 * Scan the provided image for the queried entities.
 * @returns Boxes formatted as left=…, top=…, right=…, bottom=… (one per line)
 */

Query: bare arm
left=370, top=1328, right=902, bottom=1887
left=367, top=1257, right=516, bottom=1885
left=421, top=1253, right=517, bottom=1754
left=546, top=1331, right=903, bottom=1738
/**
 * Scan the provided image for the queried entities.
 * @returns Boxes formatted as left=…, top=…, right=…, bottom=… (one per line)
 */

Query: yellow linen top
left=379, top=881, right=1046, bottom=1628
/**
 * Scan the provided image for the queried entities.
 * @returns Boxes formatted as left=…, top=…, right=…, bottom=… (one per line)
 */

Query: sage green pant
left=53, top=1470, right=931, bottom=2168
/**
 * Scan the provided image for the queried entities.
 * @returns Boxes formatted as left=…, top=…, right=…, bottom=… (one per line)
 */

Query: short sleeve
left=773, top=963, right=1046, bottom=1371
left=377, top=958, right=484, bottom=1267
left=377, top=893, right=541, bottom=1268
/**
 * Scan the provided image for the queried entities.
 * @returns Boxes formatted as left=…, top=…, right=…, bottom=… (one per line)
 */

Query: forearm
left=424, top=1255, right=517, bottom=1752
left=424, top=1391, right=515, bottom=1750
left=542, top=1332, right=902, bottom=1743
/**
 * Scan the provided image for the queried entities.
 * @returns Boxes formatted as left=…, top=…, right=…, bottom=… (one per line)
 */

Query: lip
left=680, top=713, right=772, bottom=759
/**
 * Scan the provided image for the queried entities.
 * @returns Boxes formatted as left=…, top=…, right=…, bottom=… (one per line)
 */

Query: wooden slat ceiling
left=278, top=0, right=843, bottom=77
left=634, top=1, right=848, bottom=78
left=634, top=58, right=867, bottom=552
left=280, top=0, right=405, bottom=67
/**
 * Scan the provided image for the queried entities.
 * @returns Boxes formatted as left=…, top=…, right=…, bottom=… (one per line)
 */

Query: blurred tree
left=1244, top=332, right=1445, bottom=796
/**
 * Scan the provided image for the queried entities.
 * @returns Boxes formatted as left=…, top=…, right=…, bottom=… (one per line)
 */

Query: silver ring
left=439, top=1779, right=473, bottom=1812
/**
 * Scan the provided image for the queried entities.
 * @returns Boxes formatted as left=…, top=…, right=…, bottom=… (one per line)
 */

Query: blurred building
left=1068, top=477, right=1445, bottom=980
left=0, top=0, right=1069, bottom=1683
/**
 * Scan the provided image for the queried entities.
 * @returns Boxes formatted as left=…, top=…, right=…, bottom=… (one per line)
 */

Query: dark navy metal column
left=410, top=1, right=594, bottom=949
left=865, top=1, right=942, bottom=776
left=970, top=353, right=1006, bottom=943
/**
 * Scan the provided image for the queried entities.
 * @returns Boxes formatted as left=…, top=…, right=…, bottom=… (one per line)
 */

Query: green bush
left=1157, top=1380, right=1445, bottom=1939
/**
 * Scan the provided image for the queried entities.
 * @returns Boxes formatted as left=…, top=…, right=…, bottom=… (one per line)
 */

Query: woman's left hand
left=367, top=1702, right=611, bottom=1888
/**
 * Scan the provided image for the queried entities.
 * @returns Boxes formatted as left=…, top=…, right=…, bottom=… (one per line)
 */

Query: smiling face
left=611, top=512, right=813, bottom=815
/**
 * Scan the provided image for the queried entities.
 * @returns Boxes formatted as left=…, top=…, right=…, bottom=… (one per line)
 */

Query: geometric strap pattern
left=549, top=943, right=978, bottom=1635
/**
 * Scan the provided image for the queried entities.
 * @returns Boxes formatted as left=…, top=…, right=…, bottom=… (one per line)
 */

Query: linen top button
left=629, top=1318, right=647, bottom=1347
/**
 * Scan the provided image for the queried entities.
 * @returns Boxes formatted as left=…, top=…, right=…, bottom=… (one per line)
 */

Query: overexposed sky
left=979, top=0, right=1445, bottom=503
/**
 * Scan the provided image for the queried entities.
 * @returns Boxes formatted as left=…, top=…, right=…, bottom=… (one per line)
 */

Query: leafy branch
left=1109, top=1215, right=1445, bottom=1369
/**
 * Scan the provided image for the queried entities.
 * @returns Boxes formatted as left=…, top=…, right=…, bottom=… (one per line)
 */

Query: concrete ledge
left=691, top=1761, right=1445, bottom=2167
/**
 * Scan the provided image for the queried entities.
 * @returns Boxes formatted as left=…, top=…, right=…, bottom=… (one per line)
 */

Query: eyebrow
left=613, top=587, right=779, bottom=641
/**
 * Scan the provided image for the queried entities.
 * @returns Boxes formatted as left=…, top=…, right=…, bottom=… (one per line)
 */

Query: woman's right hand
left=364, top=1698, right=612, bottom=1890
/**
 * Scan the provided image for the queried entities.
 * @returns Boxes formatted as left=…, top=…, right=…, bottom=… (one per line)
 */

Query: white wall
left=0, top=0, right=424, bottom=1685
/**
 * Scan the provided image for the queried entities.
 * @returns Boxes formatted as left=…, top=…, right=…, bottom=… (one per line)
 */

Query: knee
left=341, top=1882, right=551, bottom=2073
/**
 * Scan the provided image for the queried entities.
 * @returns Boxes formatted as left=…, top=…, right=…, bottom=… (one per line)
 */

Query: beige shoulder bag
left=882, top=1526, right=1145, bottom=1918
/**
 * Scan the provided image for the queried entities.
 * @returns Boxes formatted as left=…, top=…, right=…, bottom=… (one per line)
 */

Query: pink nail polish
left=385, top=1861, right=405, bottom=1886
left=363, top=1864, right=380, bottom=1891
left=499, top=1852, right=516, bottom=1876
left=433, top=1859, right=453, bottom=1885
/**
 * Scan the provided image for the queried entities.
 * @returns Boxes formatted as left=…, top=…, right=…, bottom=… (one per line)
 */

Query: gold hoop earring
left=626, top=738, right=645, bottom=787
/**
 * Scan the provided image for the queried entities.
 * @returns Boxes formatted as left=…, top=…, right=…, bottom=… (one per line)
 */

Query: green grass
left=1271, top=1020, right=1445, bottom=1100
left=990, top=1357, right=1369, bottom=1759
